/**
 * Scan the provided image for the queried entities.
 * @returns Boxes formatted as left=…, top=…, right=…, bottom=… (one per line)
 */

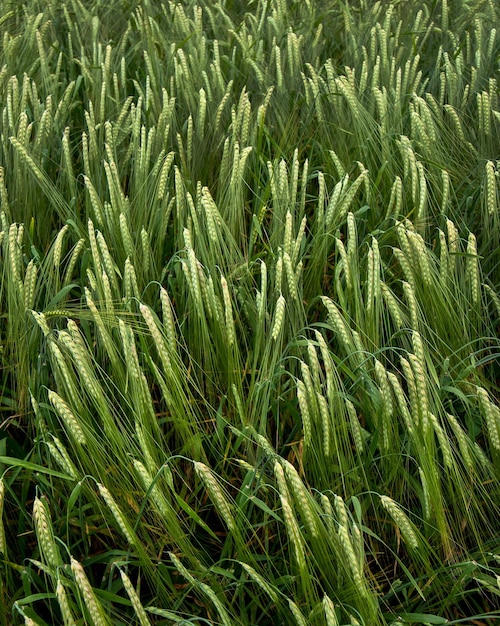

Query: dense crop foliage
left=0, top=0, right=499, bottom=624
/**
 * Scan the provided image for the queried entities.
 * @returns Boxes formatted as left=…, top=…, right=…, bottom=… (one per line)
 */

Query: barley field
left=0, top=0, right=499, bottom=624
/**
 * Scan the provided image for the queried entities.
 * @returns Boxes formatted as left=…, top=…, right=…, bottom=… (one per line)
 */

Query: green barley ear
left=32, top=496, right=62, bottom=570
left=271, top=294, right=286, bottom=341
left=477, top=386, right=500, bottom=451
left=193, top=462, right=236, bottom=533
left=9, top=136, right=69, bottom=221
left=132, top=459, right=189, bottom=552
left=64, top=238, right=85, bottom=285
left=70, top=557, right=109, bottom=626
left=446, top=219, right=459, bottom=274
left=23, top=259, right=37, bottom=310
left=336, top=236, right=352, bottom=291
left=380, top=282, right=404, bottom=329
left=46, top=437, right=79, bottom=480
left=484, top=283, right=500, bottom=322
left=97, top=483, right=136, bottom=545
left=418, top=467, right=432, bottom=521
left=275, top=466, right=306, bottom=572
left=288, top=599, right=308, bottom=626
left=239, top=561, right=279, bottom=604
left=334, top=495, right=367, bottom=595
left=140, top=303, right=173, bottom=378
left=221, top=275, right=236, bottom=347
left=48, top=390, right=87, bottom=445
left=52, top=224, right=69, bottom=272
left=283, top=251, right=299, bottom=301
left=446, top=413, right=474, bottom=471
left=428, top=412, right=453, bottom=470
left=124, top=257, right=140, bottom=302
left=296, top=379, right=312, bottom=450
left=408, top=353, right=430, bottom=436
left=21, top=615, right=42, bottom=626
left=316, top=392, right=331, bottom=457
left=282, top=459, right=320, bottom=538
left=485, top=160, right=497, bottom=217
left=56, top=578, right=77, bottom=626
left=169, top=552, right=233, bottom=626
left=160, top=287, right=178, bottom=349
left=321, top=296, right=354, bottom=353
left=120, top=570, right=151, bottom=626
left=0, top=168, right=10, bottom=219
left=323, top=595, right=339, bottom=626
left=283, top=492, right=307, bottom=572
left=380, top=495, right=419, bottom=550
left=466, top=232, right=480, bottom=307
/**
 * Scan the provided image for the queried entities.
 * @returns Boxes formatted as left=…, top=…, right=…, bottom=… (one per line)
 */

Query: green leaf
left=13, top=592, right=56, bottom=606
left=174, top=493, right=219, bottom=541
left=243, top=494, right=282, bottom=522
left=0, top=456, right=75, bottom=480
left=66, top=480, right=83, bottom=517
left=397, top=613, right=448, bottom=624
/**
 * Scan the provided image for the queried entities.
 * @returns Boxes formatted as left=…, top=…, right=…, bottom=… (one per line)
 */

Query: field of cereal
left=0, top=1, right=499, bottom=624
